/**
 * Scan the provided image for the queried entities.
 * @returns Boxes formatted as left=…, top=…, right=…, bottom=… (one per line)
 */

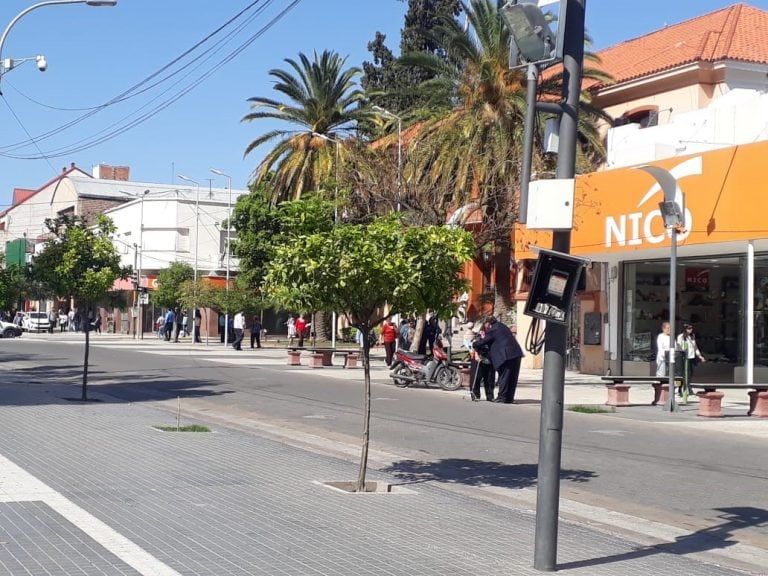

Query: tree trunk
left=82, top=303, right=90, bottom=401
left=356, top=324, right=372, bottom=493
left=410, top=314, right=427, bottom=353
left=313, top=311, right=329, bottom=341
left=492, top=240, right=513, bottom=323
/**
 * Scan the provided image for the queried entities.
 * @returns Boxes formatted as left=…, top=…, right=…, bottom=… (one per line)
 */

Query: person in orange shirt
left=379, top=318, right=398, bottom=367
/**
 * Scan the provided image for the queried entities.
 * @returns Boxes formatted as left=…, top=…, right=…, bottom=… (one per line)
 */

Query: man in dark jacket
left=473, top=316, right=524, bottom=403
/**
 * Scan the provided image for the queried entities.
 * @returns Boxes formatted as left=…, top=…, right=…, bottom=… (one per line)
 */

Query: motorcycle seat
left=399, top=351, right=427, bottom=361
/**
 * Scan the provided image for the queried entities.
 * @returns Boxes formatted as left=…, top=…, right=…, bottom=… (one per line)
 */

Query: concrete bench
left=601, top=376, right=685, bottom=406
left=690, top=383, right=768, bottom=418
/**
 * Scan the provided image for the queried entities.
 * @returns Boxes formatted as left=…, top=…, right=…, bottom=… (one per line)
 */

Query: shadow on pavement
left=382, top=458, right=596, bottom=489
left=1, top=350, right=229, bottom=406
left=557, top=506, right=768, bottom=571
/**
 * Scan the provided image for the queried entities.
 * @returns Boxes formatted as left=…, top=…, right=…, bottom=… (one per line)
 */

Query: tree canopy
left=154, top=261, right=195, bottom=310
left=264, top=211, right=473, bottom=492
left=31, top=215, right=125, bottom=304
left=242, top=50, right=372, bottom=202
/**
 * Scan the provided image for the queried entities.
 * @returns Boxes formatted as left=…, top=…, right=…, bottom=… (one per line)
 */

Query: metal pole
left=132, top=243, right=138, bottom=339
left=519, top=62, right=539, bottom=225
left=747, top=241, right=755, bottom=385
left=210, top=168, right=232, bottom=348
left=331, top=141, right=339, bottom=350
left=178, top=174, right=200, bottom=343
left=138, top=191, right=146, bottom=339
left=225, top=174, right=231, bottom=349
left=665, top=228, right=679, bottom=411
left=534, top=0, right=585, bottom=571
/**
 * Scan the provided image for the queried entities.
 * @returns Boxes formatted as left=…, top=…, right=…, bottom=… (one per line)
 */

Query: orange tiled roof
left=592, top=3, right=768, bottom=88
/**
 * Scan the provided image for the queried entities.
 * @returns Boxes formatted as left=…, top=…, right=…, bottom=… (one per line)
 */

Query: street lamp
left=0, top=0, right=117, bottom=92
left=178, top=174, right=200, bottom=344
left=372, top=105, right=403, bottom=211
left=117, top=188, right=149, bottom=340
left=637, top=165, right=686, bottom=412
left=311, top=132, right=341, bottom=349
left=210, top=168, right=232, bottom=349
left=502, top=0, right=583, bottom=571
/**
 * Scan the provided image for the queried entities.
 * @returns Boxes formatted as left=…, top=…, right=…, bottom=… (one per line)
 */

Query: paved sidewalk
left=0, top=375, right=752, bottom=576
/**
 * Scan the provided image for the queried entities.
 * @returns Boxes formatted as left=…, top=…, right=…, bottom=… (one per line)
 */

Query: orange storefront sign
left=515, top=141, right=768, bottom=258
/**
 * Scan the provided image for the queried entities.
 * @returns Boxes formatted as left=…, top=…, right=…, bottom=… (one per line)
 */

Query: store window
left=755, top=257, right=768, bottom=368
left=622, top=257, right=742, bottom=365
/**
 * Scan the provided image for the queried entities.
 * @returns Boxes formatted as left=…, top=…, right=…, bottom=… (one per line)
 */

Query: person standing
left=379, top=319, right=398, bottom=366
left=472, top=316, right=523, bottom=404
left=469, top=326, right=495, bottom=402
left=250, top=315, right=263, bottom=348
left=655, top=321, right=672, bottom=377
left=173, top=308, right=183, bottom=342
left=94, top=310, right=102, bottom=334
left=194, top=309, right=202, bottom=343
left=47, top=309, right=57, bottom=334
left=233, top=311, right=245, bottom=350
left=295, top=315, right=307, bottom=348
left=164, top=308, right=175, bottom=341
left=677, top=323, right=705, bottom=397
left=181, top=311, right=189, bottom=337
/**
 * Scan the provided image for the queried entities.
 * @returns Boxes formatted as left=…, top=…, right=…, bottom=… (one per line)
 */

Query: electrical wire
left=1, top=0, right=272, bottom=115
left=0, top=0, right=302, bottom=159
left=525, top=317, right=546, bottom=355
left=1, top=96, right=59, bottom=180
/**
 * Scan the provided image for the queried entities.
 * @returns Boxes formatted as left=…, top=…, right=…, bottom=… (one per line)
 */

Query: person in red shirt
left=295, top=315, right=307, bottom=347
left=379, top=318, right=398, bottom=366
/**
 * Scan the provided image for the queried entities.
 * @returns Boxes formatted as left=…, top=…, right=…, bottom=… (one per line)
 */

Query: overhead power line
left=0, top=0, right=303, bottom=159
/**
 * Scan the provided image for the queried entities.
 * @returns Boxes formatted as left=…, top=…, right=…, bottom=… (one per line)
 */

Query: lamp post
left=372, top=105, right=403, bottom=211
left=637, top=165, right=686, bottom=412
left=502, top=0, right=584, bottom=570
left=117, top=188, right=149, bottom=339
left=178, top=174, right=200, bottom=344
left=137, top=189, right=149, bottom=339
left=211, top=168, right=232, bottom=348
left=0, top=0, right=117, bottom=93
left=312, top=132, right=341, bottom=350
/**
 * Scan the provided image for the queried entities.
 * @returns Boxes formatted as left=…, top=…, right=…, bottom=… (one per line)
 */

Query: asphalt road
left=4, top=338, right=768, bottom=566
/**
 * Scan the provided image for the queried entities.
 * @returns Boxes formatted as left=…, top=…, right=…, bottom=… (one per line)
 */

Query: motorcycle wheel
left=436, top=365, right=461, bottom=391
left=391, top=364, right=413, bottom=388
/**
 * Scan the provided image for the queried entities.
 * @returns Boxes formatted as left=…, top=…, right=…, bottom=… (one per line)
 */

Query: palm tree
left=402, top=0, right=611, bottom=317
left=242, top=50, right=372, bottom=203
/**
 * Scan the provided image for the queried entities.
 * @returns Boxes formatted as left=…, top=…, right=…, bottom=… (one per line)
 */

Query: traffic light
left=130, top=270, right=138, bottom=288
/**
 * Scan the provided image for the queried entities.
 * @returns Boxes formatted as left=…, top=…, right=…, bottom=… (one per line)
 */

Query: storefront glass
left=622, top=257, right=743, bottom=367
left=755, top=257, right=768, bottom=368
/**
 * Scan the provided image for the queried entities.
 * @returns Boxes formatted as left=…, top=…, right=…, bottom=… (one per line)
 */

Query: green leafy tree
left=0, top=254, right=34, bottom=314
left=154, top=262, right=195, bottom=310
left=362, top=0, right=461, bottom=125
left=264, top=214, right=474, bottom=491
left=30, top=215, right=127, bottom=400
left=242, top=50, right=373, bottom=203
left=178, top=278, right=219, bottom=343
left=232, top=191, right=335, bottom=283
left=402, top=0, right=611, bottom=318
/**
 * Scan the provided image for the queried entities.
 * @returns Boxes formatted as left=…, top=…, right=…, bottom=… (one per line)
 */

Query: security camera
left=35, top=55, right=47, bottom=72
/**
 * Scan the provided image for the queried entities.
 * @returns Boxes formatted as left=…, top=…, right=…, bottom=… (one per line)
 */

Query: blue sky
left=1, top=0, right=766, bottom=209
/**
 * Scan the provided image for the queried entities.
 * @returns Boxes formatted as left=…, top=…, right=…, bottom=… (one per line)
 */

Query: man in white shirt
left=233, top=311, right=245, bottom=350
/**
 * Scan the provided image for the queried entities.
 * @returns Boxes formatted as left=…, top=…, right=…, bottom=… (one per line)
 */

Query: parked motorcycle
left=389, top=336, right=462, bottom=391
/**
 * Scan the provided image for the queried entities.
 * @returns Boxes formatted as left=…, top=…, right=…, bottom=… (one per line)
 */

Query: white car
left=21, top=312, right=51, bottom=333
left=0, top=320, right=22, bottom=338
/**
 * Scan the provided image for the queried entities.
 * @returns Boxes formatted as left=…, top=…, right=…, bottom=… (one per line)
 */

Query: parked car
left=0, top=320, right=22, bottom=338
left=21, top=312, right=50, bottom=333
